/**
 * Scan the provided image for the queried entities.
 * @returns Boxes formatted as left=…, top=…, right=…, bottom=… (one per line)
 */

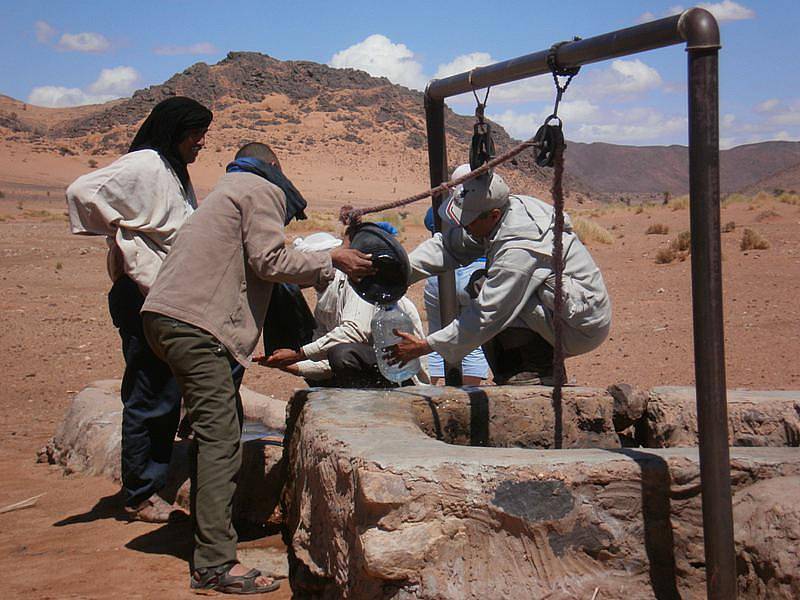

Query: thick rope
left=550, top=138, right=566, bottom=447
left=339, top=135, right=543, bottom=225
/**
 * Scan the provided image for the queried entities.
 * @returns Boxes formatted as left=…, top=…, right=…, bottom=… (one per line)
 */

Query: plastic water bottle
left=371, top=302, right=421, bottom=383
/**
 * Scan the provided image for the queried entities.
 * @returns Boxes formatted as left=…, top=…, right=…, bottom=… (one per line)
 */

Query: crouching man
left=261, top=229, right=429, bottom=387
left=141, top=142, right=374, bottom=594
left=386, top=171, right=611, bottom=385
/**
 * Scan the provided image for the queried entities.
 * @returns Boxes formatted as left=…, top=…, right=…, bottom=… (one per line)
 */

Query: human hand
left=255, top=348, right=304, bottom=368
left=330, top=247, right=376, bottom=282
left=384, top=329, right=431, bottom=366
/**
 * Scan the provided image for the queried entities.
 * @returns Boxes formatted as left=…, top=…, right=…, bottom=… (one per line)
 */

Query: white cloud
left=699, top=0, right=755, bottom=21
left=87, top=66, right=140, bottom=95
left=768, top=101, right=800, bottom=127
left=434, top=52, right=493, bottom=80
left=34, top=21, right=57, bottom=44
left=636, top=11, right=657, bottom=24
left=596, top=59, right=662, bottom=95
left=57, top=32, right=111, bottom=53
left=27, top=86, right=115, bottom=108
left=28, top=66, right=141, bottom=107
left=490, top=104, right=687, bottom=145
left=646, top=1, right=755, bottom=22
left=330, top=34, right=426, bottom=90
left=489, top=100, right=602, bottom=140
left=755, top=98, right=780, bottom=113
left=154, top=42, right=218, bottom=56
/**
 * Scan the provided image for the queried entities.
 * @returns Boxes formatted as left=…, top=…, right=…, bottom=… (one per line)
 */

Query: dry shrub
left=669, top=195, right=689, bottom=211
left=654, top=230, right=691, bottom=264
left=572, top=217, right=614, bottom=245
left=753, top=191, right=772, bottom=205
left=778, top=193, right=800, bottom=206
left=672, top=230, right=691, bottom=252
left=722, top=193, right=750, bottom=207
left=645, top=223, right=669, bottom=235
left=655, top=247, right=677, bottom=264
left=634, top=205, right=645, bottom=215
left=722, top=221, right=736, bottom=233
left=374, top=211, right=405, bottom=233
left=755, top=209, right=780, bottom=222
left=740, top=228, right=769, bottom=251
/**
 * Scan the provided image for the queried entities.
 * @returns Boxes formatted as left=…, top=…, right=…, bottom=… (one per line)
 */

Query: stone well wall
left=281, top=385, right=800, bottom=599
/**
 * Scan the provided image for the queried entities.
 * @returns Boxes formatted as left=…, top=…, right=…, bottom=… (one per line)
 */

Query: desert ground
left=1, top=146, right=798, bottom=598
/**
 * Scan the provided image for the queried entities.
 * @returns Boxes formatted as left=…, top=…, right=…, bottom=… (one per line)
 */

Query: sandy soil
left=0, top=159, right=798, bottom=597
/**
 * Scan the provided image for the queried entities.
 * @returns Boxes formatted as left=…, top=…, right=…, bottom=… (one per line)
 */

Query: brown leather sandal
left=191, top=562, right=280, bottom=595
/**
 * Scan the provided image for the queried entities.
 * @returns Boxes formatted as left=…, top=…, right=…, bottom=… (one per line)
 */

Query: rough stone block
left=282, top=386, right=800, bottom=599
left=40, top=380, right=287, bottom=525
left=646, top=386, right=800, bottom=447
left=409, top=384, right=620, bottom=449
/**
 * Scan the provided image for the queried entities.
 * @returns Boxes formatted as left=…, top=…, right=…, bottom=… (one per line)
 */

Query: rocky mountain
left=0, top=52, right=576, bottom=203
left=1, top=52, right=797, bottom=203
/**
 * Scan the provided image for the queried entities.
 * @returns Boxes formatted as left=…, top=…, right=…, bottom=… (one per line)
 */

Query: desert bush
left=0, top=190, right=5, bottom=199
left=654, top=230, right=691, bottom=264
left=655, top=247, right=677, bottom=264
left=672, top=230, right=691, bottom=253
left=645, top=223, right=669, bottom=235
left=572, top=217, right=614, bottom=245
left=55, top=262, right=63, bottom=270
left=753, top=191, right=772, bottom=205
left=778, top=193, right=800, bottom=206
left=755, top=209, right=779, bottom=222
left=740, top=228, right=769, bottom=251
left=634, top=205, right=645, bottom=215
left=722, top=193, right=750, bottom=207
left=669, top=195, right=689, bottom=211
left=722, top=221, right=736, bottom=233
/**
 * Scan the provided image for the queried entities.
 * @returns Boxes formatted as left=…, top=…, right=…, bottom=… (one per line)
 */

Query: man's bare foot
left=124, top=494, right=188, bottom=523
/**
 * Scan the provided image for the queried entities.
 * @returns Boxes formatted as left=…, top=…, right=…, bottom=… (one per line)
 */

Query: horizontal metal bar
left=426, top=8, right=719, bottom=100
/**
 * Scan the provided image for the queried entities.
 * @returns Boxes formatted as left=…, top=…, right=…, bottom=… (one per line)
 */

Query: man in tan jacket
left=142, top=142, right=373, bottom=594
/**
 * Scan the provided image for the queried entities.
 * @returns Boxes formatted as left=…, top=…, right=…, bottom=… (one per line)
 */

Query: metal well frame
left=423, top=8, right=734, bottom=598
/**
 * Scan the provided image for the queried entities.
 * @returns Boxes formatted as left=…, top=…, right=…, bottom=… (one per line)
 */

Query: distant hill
left=1, top=52, right=797, bottom=202
left=567, top=140, right=800, bottom=198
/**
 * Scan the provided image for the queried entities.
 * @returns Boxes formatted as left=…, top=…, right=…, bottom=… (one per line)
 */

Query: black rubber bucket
left=347, top=222, right=410, bottom=305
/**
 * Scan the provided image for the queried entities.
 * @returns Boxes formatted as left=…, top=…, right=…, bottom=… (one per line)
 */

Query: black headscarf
left=128, top=96, right=213, bottom=190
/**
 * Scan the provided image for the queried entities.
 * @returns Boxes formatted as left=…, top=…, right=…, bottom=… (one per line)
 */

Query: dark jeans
left=108, top=276, right=182, bottom=508
left=481, top=327, right=554, bottom=385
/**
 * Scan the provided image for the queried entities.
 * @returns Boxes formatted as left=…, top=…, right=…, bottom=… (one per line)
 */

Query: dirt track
left=1, top=184, right=798, bottom=598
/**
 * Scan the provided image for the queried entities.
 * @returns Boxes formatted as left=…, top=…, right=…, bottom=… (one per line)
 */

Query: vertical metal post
left=424, top=92, right=463, bottom=386
left=687, top=47, right=736, bottom=599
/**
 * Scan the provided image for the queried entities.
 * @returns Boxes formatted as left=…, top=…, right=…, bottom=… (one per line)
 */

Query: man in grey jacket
left=141, top=142, right=374, bottom=594
left=387, top=171, right=611, bottom=385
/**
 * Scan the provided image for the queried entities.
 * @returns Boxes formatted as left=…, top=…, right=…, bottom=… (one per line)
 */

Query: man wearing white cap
left=387, top=171, right=611, bottom=385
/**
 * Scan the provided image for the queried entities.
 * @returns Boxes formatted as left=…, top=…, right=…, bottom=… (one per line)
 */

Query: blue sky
left=0, top=0, right=797, bottom=148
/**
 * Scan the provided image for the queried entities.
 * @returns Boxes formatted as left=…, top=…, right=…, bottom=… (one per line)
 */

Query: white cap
left=292, top=232, right=342, bottom=252
left=438, top=163, right=471, bottom=227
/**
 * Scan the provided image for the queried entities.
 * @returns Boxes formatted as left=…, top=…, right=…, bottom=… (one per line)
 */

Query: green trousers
left=143, top=312, right=243, bottom=570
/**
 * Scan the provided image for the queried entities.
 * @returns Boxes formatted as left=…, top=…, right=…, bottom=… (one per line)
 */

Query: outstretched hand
left=254, top=348, right=303, bottom=368
left=330, top=247, right=376, bottom=282
left=384, top=329, right=431, bottom=366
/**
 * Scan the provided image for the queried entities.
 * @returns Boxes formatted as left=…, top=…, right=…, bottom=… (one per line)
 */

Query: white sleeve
left=301, top=281, right=374, bottom=361
left=293, top=359, right=332, bottom=380
left=65, top=151, right=192, bottom=293
left=427, top=247, right=549, bottom=364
